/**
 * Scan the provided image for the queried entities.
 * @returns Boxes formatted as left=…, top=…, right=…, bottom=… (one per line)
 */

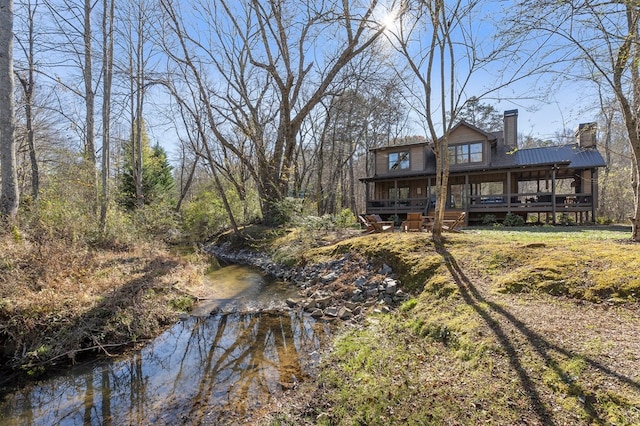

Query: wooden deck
left=365, top=192, right=596, bottom=224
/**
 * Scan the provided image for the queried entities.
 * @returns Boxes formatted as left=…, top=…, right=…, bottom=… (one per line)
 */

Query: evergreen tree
left=120, top=121, right=174, bottom=209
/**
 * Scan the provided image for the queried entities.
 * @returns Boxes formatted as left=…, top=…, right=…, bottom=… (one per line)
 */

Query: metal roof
left=495, top=144, right=607, bottom=169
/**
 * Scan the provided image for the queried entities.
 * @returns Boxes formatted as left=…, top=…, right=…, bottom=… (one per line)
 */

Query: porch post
left=551, top=165, right=557, bottom=224
left=427, top=178, right=432, bottom=214
left=464, top=174, right=469, bottom=214
left=507, top=171, right=512, bottom=212
left=591, top=167, right=598, bottom=223
left=394, top=179, right=398, bottom=216
left=365, top=181, right=370, bottom=215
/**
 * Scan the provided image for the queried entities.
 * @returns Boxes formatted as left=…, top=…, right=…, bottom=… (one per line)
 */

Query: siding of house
left=375, top=145, right=425, bottom=176
left=447, top=127, right=490, bottom=168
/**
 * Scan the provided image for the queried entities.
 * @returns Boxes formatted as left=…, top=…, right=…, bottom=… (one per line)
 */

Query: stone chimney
left=503, top=109, right=518, bottom=148
left=576, top=122, right=597, bottom=148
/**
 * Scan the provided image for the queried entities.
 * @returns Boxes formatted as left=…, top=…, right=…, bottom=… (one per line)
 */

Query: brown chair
left=401, top=212, right=424, bottom=232
left=358, top=215, right=375, bottom=233
left=365, top=214, right=394, bottom=233
left=442, top=211, right=466, bottom=232
left=423, top=211, right=466, bottom=232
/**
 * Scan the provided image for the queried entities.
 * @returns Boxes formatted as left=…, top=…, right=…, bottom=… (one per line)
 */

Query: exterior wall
left=447, top=126, right=490, bottom=169
left=374, top=145, right=425, bottom=176
left=582, top=169, right=592, bottom=194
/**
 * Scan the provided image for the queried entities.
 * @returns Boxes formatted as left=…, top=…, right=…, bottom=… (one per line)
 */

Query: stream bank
left=206, top=241, right=410, bottom=324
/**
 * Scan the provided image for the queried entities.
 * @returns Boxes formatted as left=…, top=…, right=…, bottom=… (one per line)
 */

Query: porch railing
left=366, top=192, right=594, bottom=213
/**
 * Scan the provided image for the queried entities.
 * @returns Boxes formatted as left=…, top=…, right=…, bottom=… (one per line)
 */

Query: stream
left=0, top=265, right=333, bottom=425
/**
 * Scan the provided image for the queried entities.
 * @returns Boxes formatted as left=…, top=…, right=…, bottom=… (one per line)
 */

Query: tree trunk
left=15, top=0, right=39, bottom=200
left=0, top=0, right=19, bottom=221
left=83, top=0, right=95, bottom=168
left=99, top=0, right=114, bottom=233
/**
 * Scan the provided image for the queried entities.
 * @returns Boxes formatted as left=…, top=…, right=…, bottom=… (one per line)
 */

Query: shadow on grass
left=435, top=242, right=639, bottom=426
left=466, top=224, right=632, bottom=234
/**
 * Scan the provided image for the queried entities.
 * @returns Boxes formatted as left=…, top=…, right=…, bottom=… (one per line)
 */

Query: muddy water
left=0, top=266, right=332, bottom=425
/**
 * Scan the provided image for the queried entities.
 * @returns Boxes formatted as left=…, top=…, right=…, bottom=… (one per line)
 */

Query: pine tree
left=120, top=121, right=174, bottom=209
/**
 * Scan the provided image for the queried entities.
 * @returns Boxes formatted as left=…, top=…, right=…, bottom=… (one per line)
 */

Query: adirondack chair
left=365, top=214, right=394, bottom=233
left=401, top=212, right=424, bottom=232
left=358, top=215, right=375, bottom=233
left=423, top=211, right=466, bottom=232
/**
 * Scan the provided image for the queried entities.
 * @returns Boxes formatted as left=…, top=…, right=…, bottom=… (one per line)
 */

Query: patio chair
left=442, top=211, right=466, bottom=232
left=365, top=214, right=394, bottom=233
left=401, top=212, right=424, bottom=232
left=358, top=215, right=375, bottom=233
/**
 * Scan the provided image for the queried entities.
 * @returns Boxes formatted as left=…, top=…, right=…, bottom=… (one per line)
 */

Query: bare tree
left=508, top=0, right=640, bottom=240
left=159, top=0, right=397, bottom=225
left=0, top=0, right=19, bottom=221
left=389, top=0, right=476, bottom=242
left=388, top=0, right=532, bottom=241
left=99, top=0, right=114, bottom=232
left=14, top=0, right=39, bottom=199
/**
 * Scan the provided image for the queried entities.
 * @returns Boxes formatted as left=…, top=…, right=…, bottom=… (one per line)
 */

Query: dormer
left=445, top=121, right=496, bottom=169
left=372, top=141, right=429, bottom=177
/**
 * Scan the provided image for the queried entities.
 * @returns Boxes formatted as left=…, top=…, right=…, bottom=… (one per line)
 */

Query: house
left=360, top=110, right=606, bottom=225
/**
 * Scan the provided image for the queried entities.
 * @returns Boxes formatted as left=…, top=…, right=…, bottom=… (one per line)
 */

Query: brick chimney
left=503, top=109, right=518, bottom=148
left=576, top=122, right=597, bottom=148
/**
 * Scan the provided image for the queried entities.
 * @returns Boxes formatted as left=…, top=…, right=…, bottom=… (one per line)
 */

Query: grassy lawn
left=262, top=225, right=640, bottom=425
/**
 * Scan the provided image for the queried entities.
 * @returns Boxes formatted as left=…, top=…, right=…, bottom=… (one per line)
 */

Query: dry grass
left=0, top=232, right=203, bottom=379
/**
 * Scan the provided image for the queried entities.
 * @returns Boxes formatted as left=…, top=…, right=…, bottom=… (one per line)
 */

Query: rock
left=285, top=298, right=299, bottom=308
left=350, top=291, right=364, bottom=303
left=344, top=301, right=358, bottom=311
left=365, top=288, right=379, bottom=298
left=315, top=296, right=333, bottom=308
left=338, top=306, right=353, bottom=320
left=303, top=300, right=316, bottom=311
left=354, top=276, right=367, bottom=287
left=310, top=309, right=324, bottom=318
left=385, top=281, right=398, bottom=294
left=380, top=263, right=393, bottom=275
left=325, top=306, right=339, bottom=317
left=321, top=272, right=338, bottom=283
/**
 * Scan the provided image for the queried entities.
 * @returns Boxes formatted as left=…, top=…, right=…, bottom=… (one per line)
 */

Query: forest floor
left=251, top=225, right=640, bottom=425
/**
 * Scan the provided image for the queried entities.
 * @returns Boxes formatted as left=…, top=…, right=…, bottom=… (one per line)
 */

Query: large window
left=388, top=186, right=410, bottom=200
left=448, top=142, right=483, bottom=165
left=389, top=151, right=410, bottom=171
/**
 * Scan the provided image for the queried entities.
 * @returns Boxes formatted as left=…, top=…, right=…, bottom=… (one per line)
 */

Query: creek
left=0, top=265, right=332, bottom=425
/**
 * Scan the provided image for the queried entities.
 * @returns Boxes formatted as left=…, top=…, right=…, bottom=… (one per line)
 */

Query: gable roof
left=446, top=120, right=498, bottom=143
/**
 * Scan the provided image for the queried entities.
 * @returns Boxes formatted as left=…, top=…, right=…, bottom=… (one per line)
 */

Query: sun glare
left=381, top=8, right=398, bottom=30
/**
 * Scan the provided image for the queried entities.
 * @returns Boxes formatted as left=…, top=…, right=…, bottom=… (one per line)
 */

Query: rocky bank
left=206, top=242, right=409, bottom=322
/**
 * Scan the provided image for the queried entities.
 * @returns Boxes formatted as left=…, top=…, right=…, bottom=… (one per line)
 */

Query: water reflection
left=0, top=311, right=331, bottom=425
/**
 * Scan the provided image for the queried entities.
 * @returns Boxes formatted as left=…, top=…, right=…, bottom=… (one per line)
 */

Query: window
left=388, top=187, right=410, bottom=200
left=389, top=151, right=410, bottom=171
left=448, top=142, right=483, bottom=165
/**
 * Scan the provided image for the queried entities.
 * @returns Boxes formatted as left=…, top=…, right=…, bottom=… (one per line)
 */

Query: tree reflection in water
left=0, top=310, right=331, bottom=425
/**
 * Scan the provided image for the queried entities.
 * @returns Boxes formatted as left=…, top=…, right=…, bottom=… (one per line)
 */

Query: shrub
left=335, top=208, right=357, bottom=229
left=182, top=190, right=229, bottom=241
left=269, top=197, right=303, bottom=226
left=503, top=212, right=525, bottom=227
left=482, top=214, right=498, bottom=225
left=596, top=216, right=614, bottom=225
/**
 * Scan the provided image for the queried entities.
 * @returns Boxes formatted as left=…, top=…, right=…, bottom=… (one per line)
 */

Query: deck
left=365, top=192, right=596, bottom=224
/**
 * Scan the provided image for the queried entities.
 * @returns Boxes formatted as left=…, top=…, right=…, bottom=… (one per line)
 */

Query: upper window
left=448, top=142, right=483, bottom=165
left=389, top=151, right=410, bottom=171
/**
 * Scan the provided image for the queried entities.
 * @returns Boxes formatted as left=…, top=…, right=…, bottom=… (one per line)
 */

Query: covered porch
left=362, top=164, right=599, bottom=225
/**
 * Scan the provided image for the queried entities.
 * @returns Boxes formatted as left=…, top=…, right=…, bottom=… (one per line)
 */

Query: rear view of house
left=360, top=110, right=606, bottom=225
